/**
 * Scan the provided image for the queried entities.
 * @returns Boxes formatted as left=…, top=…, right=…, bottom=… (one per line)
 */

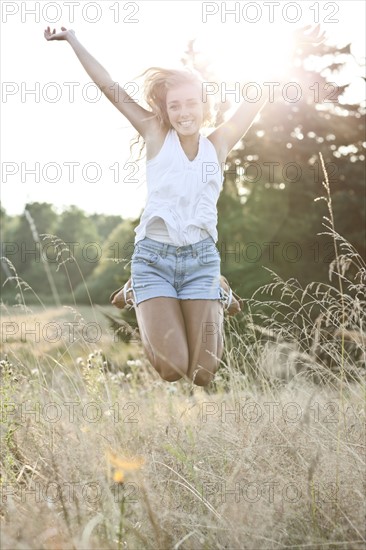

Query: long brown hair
left=130, top=66, right=214, bottom=160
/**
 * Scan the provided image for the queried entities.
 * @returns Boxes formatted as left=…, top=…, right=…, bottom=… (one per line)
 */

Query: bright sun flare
left=202, top=25, right=294, bottom=83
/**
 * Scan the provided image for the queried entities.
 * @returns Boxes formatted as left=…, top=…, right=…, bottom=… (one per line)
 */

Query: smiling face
left=166, top=83, right=204, bottom=137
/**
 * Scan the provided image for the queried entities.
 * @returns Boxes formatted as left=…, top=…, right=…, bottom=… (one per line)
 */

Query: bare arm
left=209, top=89, right=272, bottom=161
left=44, top=26, right=156, bottom=137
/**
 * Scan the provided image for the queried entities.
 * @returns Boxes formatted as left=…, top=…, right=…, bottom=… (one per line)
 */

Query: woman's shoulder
left=145, top=125, right=172, bottom=162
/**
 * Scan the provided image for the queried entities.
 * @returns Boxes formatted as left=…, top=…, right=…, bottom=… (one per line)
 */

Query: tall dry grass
left=0, top=156, right=365, bottom=549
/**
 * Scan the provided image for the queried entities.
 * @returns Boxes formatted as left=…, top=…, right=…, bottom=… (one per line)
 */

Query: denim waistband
left=136, top=236, right=215, bottom=257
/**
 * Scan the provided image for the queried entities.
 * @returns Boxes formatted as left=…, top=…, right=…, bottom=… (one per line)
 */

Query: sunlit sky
left=1, top=0, right=365, bottom=219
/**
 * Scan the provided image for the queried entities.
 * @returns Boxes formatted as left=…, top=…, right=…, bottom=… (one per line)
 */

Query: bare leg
left=111, top=276, right=242, bottom=315
left=180, top=299, right=224, bottom=386
left=133, top=295, right=224, bottom=386
left=134, top=297, right=190, bottom=382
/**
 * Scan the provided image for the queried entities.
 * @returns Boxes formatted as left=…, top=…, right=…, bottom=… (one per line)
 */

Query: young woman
left=45, top=25, right=324, bottom=386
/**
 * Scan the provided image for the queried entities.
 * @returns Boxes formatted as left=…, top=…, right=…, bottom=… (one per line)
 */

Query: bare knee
left=154, top=360, right=187, bottom=382
left=141, top=343, right=189, bottom=381
left=153, top=356, right=189, bottom=382
left=159, top=369, right=183, bottom=382
left=190, top=365, right=218, bottom=387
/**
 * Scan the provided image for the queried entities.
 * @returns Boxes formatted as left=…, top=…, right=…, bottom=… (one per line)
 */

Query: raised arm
left=209, top=24, right=326, bottom=160
left=44, top=27, right=156, bottom=138
left=208, top=91, right=270, bottom=162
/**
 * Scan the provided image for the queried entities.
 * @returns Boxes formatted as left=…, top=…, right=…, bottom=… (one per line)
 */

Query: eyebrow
left=167, top=98, right=200, bottom=105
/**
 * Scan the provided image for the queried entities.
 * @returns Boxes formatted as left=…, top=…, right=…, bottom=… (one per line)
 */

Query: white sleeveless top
left=134, top=129, right=224, bottom=246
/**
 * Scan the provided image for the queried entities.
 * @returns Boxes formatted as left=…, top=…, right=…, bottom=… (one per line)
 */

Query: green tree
left=53, top=205, right=102, bottom=289
left=89, top=213, right=124, bottom=241
left=2, top=203, right=59, bottom=295
left=183, top=38, right=365, bottom=298
left=74, top=218, right=138, bottom=303
left=222, top=40, right=365, bottom=295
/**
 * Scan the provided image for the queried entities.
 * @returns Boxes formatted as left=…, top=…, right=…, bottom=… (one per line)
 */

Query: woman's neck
left=176, top=130, right=200, bottom=146
left=176, top=130, right=200, bottom=161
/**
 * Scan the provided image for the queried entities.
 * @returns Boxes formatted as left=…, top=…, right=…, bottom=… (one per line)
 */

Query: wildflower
left=106, top=449, right=144, bottom=484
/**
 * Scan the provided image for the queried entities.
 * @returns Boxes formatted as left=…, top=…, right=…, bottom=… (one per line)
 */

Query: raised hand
left=44, top=26, right=75, bottom=41
left=293, top=23, right=326, bottom=46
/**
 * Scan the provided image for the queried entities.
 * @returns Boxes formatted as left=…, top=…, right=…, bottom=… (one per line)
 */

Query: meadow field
left=1, top=277, right=365, bottom=549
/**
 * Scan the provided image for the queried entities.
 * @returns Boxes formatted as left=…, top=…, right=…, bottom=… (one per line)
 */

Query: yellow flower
left=106, top=449, right=144, bottom=484
left=113, top=470, right=125, bottom=483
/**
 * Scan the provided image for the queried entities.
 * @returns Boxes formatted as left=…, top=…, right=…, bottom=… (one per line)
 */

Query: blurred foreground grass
left=0, top=301, right=365, bottom=549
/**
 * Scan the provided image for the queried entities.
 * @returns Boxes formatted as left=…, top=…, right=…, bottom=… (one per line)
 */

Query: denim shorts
left=130, top=236, right=225, bottom=306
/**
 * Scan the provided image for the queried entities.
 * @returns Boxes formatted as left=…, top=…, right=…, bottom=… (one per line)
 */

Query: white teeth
left=179, top=121, right=193, bottom=127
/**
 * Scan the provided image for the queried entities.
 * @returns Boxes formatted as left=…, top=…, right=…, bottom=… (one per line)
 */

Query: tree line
left=1, top=37, right=364, bottom=306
